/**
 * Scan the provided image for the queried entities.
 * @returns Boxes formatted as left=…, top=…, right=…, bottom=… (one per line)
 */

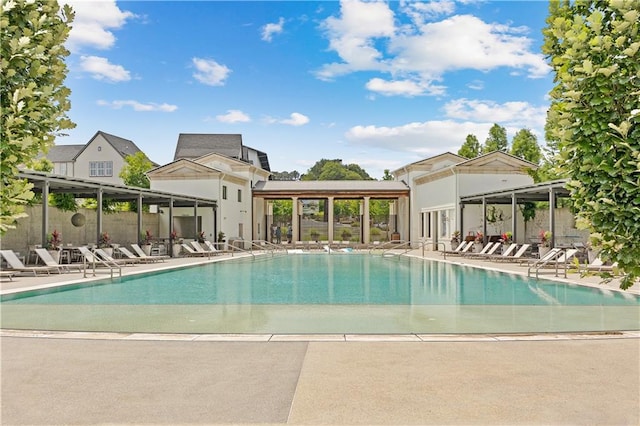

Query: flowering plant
left=47, top=229, right=62, bottom=250
left=98, top=232, right=111, bottom=248
left=141, top=229, right=153, bottom=245
left=170, top=230, right=178, bottom=240
left=539, top=230, right=552, bottom=247
left=197, top=231, right=205, bottom=242
left=500, top=231, right=513, bottom=244
left=474, top=231, right=484, bottom=243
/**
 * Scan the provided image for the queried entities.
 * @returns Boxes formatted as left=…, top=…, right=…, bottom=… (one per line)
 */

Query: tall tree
left=301, top=159, right=373, bottom=181
left=119, top=152, right=153, bottom=188
left=0, top=0, right=75, bottom=234
left=482, top=124, right=508, bottom=153
left=382, top=169, right=394, bottom=181
left=510, top=129, right=542, bottom=164
left=458, top=134, right=481, bottom=158
left=543, top=0, right=640, bottom=289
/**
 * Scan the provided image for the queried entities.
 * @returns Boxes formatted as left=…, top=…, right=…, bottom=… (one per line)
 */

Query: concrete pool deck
left=2, top=250, right=639, bottom=424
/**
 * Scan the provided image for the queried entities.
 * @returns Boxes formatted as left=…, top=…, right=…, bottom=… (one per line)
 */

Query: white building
left=43, top=131, right=152, bottom=184
left=392, top=151, right=537, bottom=248
left=148, top=135, right=270, bottom=243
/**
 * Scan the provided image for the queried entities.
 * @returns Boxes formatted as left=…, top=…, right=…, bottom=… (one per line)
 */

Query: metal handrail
left=82, top=251, right=122, bottom=278
left=528, top=248, right=568, bottom=279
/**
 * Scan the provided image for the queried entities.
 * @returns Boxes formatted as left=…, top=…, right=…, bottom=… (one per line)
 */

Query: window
left=237, top=189, right=242, bottom=202
left=59, top=163, right=67, bottom=176
left=89, top=161, right=113, bottom=177
left=222, top=185, right=227, bottom=200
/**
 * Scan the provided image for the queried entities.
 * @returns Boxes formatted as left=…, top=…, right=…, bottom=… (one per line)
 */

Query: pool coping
left=2, top=328, right=639, bottom=342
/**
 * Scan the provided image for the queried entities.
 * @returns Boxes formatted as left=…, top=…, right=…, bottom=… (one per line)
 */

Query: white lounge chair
left=131, top=243, right=170, bottom=261
left=94, top=248, right=138, bottom=266
left=583, top=255, right=618, bottom=272
left=491, top=244, right=531, bottom=262
left=191, top=241, right=219, bottom=255
left=0, top=249, right=61, bottom=275
left=181, top=243, right=209, bottom=257
left=118, top=246, right=163, bottom=263
left=446, top=241, right=475, bottom=256
left=34, top=248, right=82, bottom=272
left=465, top=242, right=501, bottom=258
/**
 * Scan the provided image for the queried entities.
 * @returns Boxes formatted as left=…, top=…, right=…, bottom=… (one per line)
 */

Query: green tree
left=0, top=0, right=75, bottom=233
left=119, top=152, right=153, bottom=188
left=510, top=129, right=542, bottom=164
left=382, top=169, right=394, bottom=181
left=458, top=134, right=481, bottom=158
left=482, top=124, right=508, bottom=153
left=543, top=0, right=640, bottom=289
left=301, top=159, right=373, bottom=181
left=119, top=152, right=153, bottom=211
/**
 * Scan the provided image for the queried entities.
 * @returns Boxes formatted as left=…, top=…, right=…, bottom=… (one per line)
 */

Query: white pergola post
left=362, top=197, right=370, bottom=244
left=327, top=196, right=334, bottom=244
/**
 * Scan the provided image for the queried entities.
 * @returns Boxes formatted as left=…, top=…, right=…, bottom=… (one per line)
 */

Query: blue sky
left=61, top=0, right=553, bottom=179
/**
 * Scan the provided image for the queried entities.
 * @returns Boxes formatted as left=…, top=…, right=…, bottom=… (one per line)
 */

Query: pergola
left=252, top=180, right=411, bottom=244
left=459, top=179, right=572, bottom=247
left=18, top=170, right=217, bottom=248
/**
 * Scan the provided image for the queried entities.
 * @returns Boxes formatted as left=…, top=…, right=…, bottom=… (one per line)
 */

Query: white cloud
left=216, top=110, right=251, bottom=123
left=281, top=112, right=310, bottom=126
left=64, top=0, right=135, bottom=52
left=262, top=17, right=285, bottom=42
left=466, top=80, right=484, bottom=90
left=192, top=57, right=231, bottom=86
left=366, top=77, right=445, bottom=97
left=444, top=98, right=547, bottom=129
left=97, top=99, right=177, bottom=112
left=317, top=1, right=550, bottom=95
left=400, top=0, right=456, bottom=26
left=264, top=112, right=310, bottom=126
left=345, top=119, right=494, bottom=156
left=316, top=0, right=396, bottom=80
left=79, top=55, right=130, bottom=82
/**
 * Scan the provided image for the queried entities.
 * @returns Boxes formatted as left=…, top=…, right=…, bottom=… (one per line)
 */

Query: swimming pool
left=2, top=254, right=638, bottom=334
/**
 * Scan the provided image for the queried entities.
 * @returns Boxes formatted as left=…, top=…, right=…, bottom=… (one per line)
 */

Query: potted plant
left=141, top=229, right=153, bottom=255
left=341, top=229, right=352, bottom=242
left=217, top=231, right=226, bottom=250
left=450, top=230, right=461, bottom=249
left=47, top=229, right=62, bottom=263
left=99, top=231, right=113, bottom=256
left=539, top=230, right=552, bottom=257
left=474, top=231, right=484, bottom=252
left=170, top=230, right=182, bottom=257
left=197, top=231, right=206, bottom=243
left=310, top=229, right=320, bottom=242
left=500, top=231, right=513, bottom=253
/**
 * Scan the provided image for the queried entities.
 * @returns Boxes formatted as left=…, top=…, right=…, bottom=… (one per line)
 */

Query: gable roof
left=244, top=145, right=271, bottom=171
left=174, top=134, right=243, bottom=161
left=455, top=150, right=538, bottom=169
left=392, top=152, right=467, bottom=175
left=43, top=144, right=84, bottom=162
left=72, top=130, right=146, bottom=161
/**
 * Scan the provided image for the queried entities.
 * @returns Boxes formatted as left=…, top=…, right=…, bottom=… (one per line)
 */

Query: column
left=481, top=197, right=487, bottom=244
left=291, top=196, right=299, bottom=242
left=549, top=188, right=556, bottom=248
left=511, top=192, right=517, bottom=243
left=96, top=188, right=103, bottom=245
left=41, top=180, right=50, bottom=246
left=362, top=196, right=370, bottom=244
left=327, top=196, right=334, bottom=244
left=137, top=194, right=143, bottom=244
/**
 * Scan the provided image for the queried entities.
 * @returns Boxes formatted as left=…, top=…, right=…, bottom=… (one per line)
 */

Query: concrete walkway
left=2, top=250, right=639, bottom=424
left=2, top=336, right=639, bottom=424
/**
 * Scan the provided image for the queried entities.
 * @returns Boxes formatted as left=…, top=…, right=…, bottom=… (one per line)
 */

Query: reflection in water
left=1, top=254, right=638, bottom=334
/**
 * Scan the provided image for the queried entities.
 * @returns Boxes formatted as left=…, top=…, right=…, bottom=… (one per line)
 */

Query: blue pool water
left=2, top=254, right=638, bottom=334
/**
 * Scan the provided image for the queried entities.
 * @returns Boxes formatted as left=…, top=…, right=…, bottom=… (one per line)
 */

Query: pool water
left=2, top=254, right=638, bottom=334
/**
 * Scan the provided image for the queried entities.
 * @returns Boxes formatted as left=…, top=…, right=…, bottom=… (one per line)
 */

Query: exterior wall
left=53, top=161, right=74, bottom=177
left=74, top=134, right=127, bottom=184
left=458, top=173, right=533, bottom=197
left=0, top=205, right=159, bottom=254
left=412, top=174, right=457, bottom=246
